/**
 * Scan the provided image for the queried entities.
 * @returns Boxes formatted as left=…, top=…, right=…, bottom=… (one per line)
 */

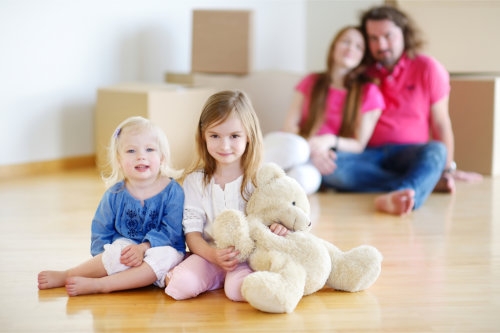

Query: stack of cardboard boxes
left=167, top=9, right=302, bottom=141
left=95, top=9, right=300, bottom=172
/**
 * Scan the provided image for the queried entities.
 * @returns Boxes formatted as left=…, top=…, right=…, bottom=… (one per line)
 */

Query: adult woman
left=265, top=26, right=385, bottom=195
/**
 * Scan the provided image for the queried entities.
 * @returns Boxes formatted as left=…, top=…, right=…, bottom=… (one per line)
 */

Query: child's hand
left=215, top=246, right=240, bottom=272
left=120, top=243, right=150, bottom=267
left=270, top=222, right=290, bottom=236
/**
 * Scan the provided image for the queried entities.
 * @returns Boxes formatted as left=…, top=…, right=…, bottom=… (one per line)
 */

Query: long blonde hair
left=185, top=90, right=263, bottom=201
left=299, top=26, right=372, bottom=139
left=102, top=116, right=182, bottom=188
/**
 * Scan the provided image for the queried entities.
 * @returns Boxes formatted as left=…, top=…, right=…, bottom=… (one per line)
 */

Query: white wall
left=0, top=0, right=377, bottom=167
left=306, top=0, right=380, bottom=72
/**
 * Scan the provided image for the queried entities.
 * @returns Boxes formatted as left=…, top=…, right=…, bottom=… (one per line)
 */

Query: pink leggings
left=164, top=253, right=252, bottom=301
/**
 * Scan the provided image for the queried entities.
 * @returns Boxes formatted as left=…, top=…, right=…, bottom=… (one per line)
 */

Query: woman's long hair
left=299, top=26, right=371, bottom=139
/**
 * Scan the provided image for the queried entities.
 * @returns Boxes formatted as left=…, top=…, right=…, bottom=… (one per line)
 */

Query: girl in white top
left=164, top=90, right=289, bottom=301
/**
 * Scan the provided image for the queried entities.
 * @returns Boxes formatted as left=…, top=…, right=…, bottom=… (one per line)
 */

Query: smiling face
left=117, top=128, right=162, bottom=183
left=365, top=19, right=405, bottom=69
left=204, top=112, right=248, bottom=169
left=332, top=28, right=365, bottom=70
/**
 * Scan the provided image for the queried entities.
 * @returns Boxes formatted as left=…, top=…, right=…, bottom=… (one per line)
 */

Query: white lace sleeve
left=182, top=172, right=207, bottom=234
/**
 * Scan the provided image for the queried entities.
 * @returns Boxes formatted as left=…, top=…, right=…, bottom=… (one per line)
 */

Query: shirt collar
left=374, top=52, right=409, bottom=79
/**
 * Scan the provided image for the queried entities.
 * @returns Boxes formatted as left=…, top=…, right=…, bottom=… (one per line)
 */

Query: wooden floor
left=1, top=168, right=499, bottom=332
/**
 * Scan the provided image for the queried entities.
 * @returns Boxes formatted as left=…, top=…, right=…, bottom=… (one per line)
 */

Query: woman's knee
left=264, top=132, right=310, bottom=169
left=287, top=164, right=321, bottom=195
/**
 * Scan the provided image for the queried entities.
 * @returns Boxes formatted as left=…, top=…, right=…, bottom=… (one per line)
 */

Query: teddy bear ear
left=257, top=163, right=286, bottom=187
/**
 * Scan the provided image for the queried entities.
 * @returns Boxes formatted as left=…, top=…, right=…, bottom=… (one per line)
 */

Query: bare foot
left=374, top=189, right=415, bottom=215
left=453, top=169, right=483, bottom=183
left=65, top=276, right=104, bottom=296
left=38, top=271, right=68, bottom=290
left=433, top=173, right=456, bottom=193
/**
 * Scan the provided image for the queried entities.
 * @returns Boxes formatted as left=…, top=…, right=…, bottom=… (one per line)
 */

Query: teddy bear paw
left=328, top=245, right=383, bottom=292
left=242, top=271, right=304, bottom=314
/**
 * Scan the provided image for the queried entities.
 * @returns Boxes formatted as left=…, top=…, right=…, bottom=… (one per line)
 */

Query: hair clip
left=114, top=128, right=121, bottom=139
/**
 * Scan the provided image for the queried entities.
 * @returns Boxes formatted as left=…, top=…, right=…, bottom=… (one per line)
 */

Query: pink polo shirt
left=296, top=73, right=385, bottom=136
left=366, top=53, right=450, bottom=147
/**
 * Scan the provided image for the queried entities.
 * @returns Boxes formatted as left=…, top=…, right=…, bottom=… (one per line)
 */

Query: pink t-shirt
left=296, top=73, right=385, bottom=136
left=366, top=53, right=450, bottom=147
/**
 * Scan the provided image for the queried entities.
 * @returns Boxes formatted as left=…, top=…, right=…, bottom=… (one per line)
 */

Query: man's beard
left=376, top=51, right=397, bottom=68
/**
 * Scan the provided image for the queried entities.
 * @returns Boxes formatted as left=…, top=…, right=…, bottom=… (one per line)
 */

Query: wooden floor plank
left=1, top=168, right=499, bottom=332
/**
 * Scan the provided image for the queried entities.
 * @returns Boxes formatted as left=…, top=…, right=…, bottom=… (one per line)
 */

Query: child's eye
left=126, top=149, right=135, bottom=153
left=231, top=134, right=240, bottom=139
left=146, top=148, right=155, bottom=152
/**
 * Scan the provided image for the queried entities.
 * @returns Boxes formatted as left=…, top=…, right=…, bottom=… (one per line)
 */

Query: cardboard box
left=95, top=83, right=215, bottom=172
left=191, top=10, right=252, bottom=75
left=397, top=1, right=500, bottom=73
left=449, top=76, right=500, bottom=175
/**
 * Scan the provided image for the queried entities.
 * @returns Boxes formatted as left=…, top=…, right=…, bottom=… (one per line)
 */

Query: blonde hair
left=185, top=90, right=263, bottom=201
left=102, top=116, right=182, bottom=188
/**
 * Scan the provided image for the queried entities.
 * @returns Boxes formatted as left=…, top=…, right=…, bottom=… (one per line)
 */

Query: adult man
left=319, top=5, right=481, bottom=215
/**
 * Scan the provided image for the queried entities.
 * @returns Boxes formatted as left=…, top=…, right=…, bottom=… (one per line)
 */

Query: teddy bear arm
left=212, top=209, right=255, bottom=261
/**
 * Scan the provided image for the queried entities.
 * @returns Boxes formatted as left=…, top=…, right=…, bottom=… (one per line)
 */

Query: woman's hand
left=308, top=134, right=335, bottom=154
left=310, top=148, right=337, bottom=175
left=309, top=135, right=337, bottom=175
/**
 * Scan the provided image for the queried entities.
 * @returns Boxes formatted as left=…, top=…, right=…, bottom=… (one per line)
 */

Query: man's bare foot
left=38, top=271, right=68, bottom=290
left=433, top=173, right=456, bottom=193
left=65, top=276, right=104, bottom=296
left=453, top=169, right=483, bottom=183
left=374, top=189, right=415, bottom=215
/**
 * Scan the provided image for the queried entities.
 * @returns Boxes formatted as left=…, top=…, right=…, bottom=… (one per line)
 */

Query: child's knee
left=224, top=283, right=245, bottom=302
left=102, top=242, right=129, bottom=275
left=164, top=268, right=207, bottom=300
left=224, top=263, right=252, bottom=302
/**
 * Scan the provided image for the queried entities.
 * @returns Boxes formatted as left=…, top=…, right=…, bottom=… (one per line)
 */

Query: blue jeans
left=321, top=141, right=447, bottom=209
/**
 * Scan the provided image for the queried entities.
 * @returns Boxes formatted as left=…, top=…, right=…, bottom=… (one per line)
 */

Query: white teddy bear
left=212, top=163, right=383, bottom=313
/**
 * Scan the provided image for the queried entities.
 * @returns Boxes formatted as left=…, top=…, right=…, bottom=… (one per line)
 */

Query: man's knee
left=425, top=141, right=447, bottom=167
